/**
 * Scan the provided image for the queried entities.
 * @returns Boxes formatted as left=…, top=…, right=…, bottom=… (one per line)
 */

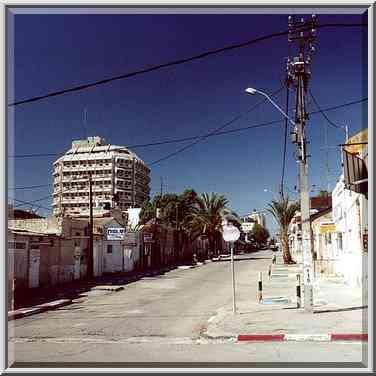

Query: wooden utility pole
left=287, top=15, right=317, bottom=312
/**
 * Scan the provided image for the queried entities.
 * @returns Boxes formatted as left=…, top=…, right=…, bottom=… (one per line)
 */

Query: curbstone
left=237, top=333, right=368, bottom=342
left=36, top=299, right=73, bottom=311
left=8, top=299, right=73, bottom=321
left=284, top=334, right=330, bottom=342
left=238, top=334, right=285, bottom=342
left=8, top=307, right=42, bottom=321
left=92, top=285, right=124, bottom=292
left=331, top=333, right=368, bottom=341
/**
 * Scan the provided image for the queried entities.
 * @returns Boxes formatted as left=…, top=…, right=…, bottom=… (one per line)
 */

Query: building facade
left=250, top=209, right=266, bottom=228
left=52, top=136, right=150, bottom=217
left=332, top=175, right=367, bottom=286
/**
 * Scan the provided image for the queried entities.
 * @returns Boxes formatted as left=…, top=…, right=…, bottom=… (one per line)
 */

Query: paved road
left=8, top=250, right=366, bottom=367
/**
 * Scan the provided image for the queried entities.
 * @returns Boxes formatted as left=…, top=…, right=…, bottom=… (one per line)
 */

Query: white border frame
left=2, top=1, right=374, bottom=373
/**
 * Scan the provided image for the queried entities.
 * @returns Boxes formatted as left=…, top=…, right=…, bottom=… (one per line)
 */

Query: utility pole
left=287, top=15, right=317, bottom=312
left=160, top=176, right=163, bottom=196
left=88, top=173, right=94, bottom=278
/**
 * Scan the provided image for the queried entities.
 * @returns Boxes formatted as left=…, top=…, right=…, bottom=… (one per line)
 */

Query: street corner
left=205, top=306, right=245, bottom=339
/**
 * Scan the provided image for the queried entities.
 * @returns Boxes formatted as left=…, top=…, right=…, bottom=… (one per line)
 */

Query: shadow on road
left=12, top=266, right=177, bottom=311
left=214, top=257, right=272, bottom=262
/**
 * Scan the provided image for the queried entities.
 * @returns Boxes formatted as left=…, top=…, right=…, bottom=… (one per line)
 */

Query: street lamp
left=246, top=86, right=314, bottom=313
left=245, top=87, right=296, bottom=127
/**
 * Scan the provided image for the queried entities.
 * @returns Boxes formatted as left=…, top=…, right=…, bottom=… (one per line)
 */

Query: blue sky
left=8, top=10, right=367, bottom=233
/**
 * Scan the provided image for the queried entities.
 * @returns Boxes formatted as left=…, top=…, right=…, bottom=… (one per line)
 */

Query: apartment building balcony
left=61, top=175, right=112, bottom=183
left=61, top=165, right=112, bottom=172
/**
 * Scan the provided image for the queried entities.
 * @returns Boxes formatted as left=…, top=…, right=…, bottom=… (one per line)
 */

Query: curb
left=91, top=285, right=124, bottom=292
left=8, top=299, right=72, bottom=321
left=237, top=333, right=368, bottom=342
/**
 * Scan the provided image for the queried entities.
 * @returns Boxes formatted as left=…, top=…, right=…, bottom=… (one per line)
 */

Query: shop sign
left=319, top=223, right=336, bottom=234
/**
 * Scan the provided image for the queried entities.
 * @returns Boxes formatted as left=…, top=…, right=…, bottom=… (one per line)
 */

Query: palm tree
left=267, top=194, right=299, bottom=264
left=186, top=192, right=228, bottom=258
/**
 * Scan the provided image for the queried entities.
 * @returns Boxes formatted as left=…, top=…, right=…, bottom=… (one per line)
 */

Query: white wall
left=332, top=177, right=364, bottom=286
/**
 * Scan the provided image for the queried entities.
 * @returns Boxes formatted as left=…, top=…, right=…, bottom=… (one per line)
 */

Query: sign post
left=222, top=223, right=240, bottom=314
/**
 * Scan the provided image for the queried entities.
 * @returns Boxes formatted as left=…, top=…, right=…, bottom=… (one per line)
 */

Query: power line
left=9, top=23, right=366, bottom=107
left=9, top=197, right=52, bottom=212
left=309, top=90, right=343, bottom=129
left=148, top=85, right=285, bottom=166
left=9, top=184, right=53, bottom=190
left=10, top=96, right=368, bottom=196
left=9, top=96, right=368, bottom=161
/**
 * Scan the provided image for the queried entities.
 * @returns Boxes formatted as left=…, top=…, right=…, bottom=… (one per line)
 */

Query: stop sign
left=222, top=224, right=240, bottom=242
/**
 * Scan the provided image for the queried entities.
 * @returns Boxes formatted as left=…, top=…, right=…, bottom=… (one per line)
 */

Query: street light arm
left=253, top=89, right=296, bottom=127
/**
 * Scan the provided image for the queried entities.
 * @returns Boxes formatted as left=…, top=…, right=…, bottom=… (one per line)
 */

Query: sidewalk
left=206, top=252, right=367, bottom=341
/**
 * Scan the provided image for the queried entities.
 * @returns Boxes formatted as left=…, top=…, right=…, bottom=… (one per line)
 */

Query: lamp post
left=246, top=86, right=314, bottom=312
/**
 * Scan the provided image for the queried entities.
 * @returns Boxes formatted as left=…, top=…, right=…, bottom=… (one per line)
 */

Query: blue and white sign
left=107, top=227, right=125, bottom=240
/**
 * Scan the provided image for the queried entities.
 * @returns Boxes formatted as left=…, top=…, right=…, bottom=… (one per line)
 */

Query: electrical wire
left=149, top=85, right=285, bottom=166
left=9, top=23, right=366, bottom=107
left=14, top=86, right=284, bottom=205
left=309, top=90, right=343, bottom=129
left=9, top=197, right=52, bottom=212
left=11, top=96, right=368, bottom=198
left=9, top=184, right=53, bottom=190
left=9, top=96, right=368, bottom=161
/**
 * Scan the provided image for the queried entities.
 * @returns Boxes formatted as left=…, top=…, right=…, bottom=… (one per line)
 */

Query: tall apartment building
left=52, top=137, right=150, bottom=217
left=240, top=210, right=266, bottom=234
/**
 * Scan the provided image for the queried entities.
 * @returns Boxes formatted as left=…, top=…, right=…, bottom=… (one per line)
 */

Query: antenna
left=83, top=107, right=88, bottom=139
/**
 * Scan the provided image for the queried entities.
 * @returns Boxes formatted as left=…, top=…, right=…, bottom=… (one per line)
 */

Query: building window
left=107, top=244, right=113, bottom=254
left=8, top=241, right=26, bottom=250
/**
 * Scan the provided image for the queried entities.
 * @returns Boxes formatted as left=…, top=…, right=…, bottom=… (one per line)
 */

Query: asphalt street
left=8, top=250, right=366, bottom=367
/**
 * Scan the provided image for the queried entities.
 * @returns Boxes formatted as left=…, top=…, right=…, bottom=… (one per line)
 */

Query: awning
left=343, top=149, right=368, bottom=195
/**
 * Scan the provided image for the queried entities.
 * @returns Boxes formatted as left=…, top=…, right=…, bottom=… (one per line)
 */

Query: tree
left=186, top=192, right=228, bottom=258
left=266, top=194, right=299, bottom=264
left=251, top=223, right=270, bottom=248
left=140, top=189, right=198, bottom=228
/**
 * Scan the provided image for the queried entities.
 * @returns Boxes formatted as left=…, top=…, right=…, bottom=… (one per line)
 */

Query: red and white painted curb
left=8, top=299, right=72, bottom=321
left=237, top=333, right=368, bottom=342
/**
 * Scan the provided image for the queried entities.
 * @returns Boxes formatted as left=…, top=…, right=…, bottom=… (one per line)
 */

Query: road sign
left=222, top=223, right=240, bottom=315
left=107, top=227, right=125, bottom=240
left=222, top=224, right=240, bottom=242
